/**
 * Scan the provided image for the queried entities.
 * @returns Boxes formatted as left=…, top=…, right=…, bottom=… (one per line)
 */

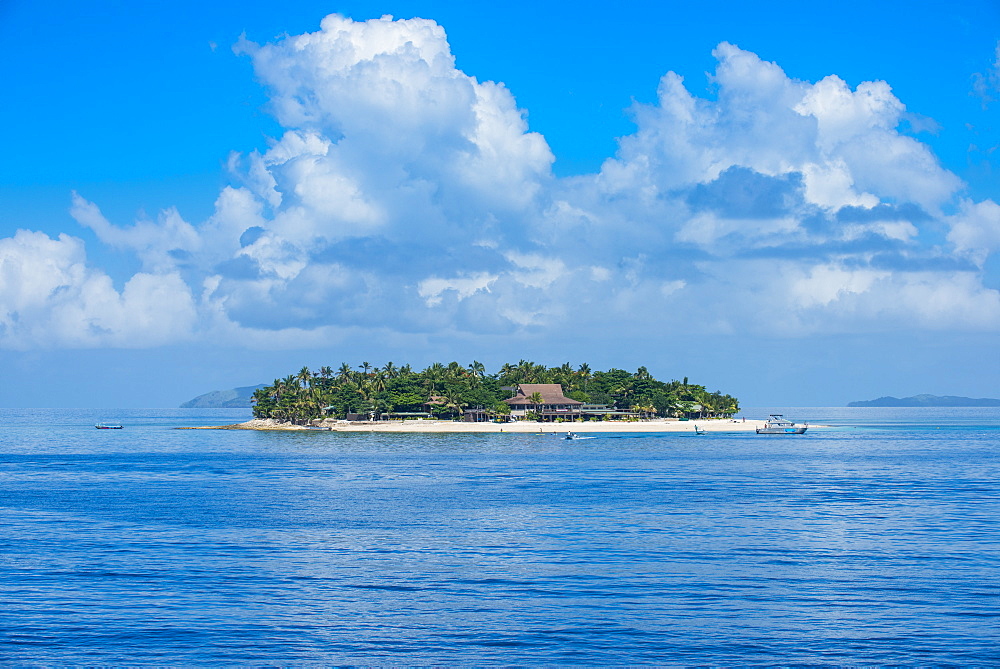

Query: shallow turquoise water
left=1, top=408, right=998, bottom=664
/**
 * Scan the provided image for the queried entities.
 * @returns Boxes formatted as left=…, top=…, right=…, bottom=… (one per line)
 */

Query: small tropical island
left=200, top=360, right=760, bottom=433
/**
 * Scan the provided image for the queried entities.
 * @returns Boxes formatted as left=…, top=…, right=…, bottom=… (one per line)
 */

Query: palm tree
left=251, top=387, right=274, bottom=418
left=630, top=402, right=656, bottom=419
left=370, top=371, right=387, bottom=394
left=353, top=379, right=372, bottom=403
left=423, top=362, right=446, bottom=393
left=359, top=361, right=372, bottom=377
left=317, top=366, right=333, bottom=391
left=528, top=391, right=544, bottom=419
left=337, top=362, right=353, bottom=381
left=382, top=361, right=398, bottom=379
left=578, top=363, right=591, bottom=392
left=558, top=362, right=574, bottom=388
left=442, top=390, right=467, bottom=419
left=612, top=380, right=635, bottom=409
left=468, top=360, right=486, bottom=382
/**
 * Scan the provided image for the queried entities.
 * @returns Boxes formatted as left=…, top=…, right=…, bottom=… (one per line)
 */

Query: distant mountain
left=180, top=384, right=266, bottom=408
left=848, top=394, right=1000, bottom=407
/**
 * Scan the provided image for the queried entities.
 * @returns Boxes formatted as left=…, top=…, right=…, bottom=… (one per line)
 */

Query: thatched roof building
left=504, top=384, right=582, bottom=419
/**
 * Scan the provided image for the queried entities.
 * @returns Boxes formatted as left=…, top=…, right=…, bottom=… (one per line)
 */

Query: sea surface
left=1, top=407, right=998, bottom=665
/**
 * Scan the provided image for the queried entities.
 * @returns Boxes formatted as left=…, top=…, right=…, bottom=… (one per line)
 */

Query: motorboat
left=756, top=414, right=807, bottom=434
left=95, top=422, right=123, bottom=429
left=694, top=425, right=706, bottom=435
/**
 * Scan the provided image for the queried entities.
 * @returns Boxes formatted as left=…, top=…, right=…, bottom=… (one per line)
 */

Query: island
left=194, top=361, right=758, bottom=432
left=848, top=394, right=1000, bottom=407
left=180, top=384, right=267, bottom=408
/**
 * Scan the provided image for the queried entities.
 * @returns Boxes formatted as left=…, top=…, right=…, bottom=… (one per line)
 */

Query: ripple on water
left=0, top=407, right=998, bottom=664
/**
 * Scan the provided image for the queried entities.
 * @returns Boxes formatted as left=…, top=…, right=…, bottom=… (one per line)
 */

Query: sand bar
left=187, top=417, right=770, bottom=433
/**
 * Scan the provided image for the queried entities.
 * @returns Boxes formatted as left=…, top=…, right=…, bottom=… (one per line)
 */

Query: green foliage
left=250, top=360, right=740, bottom=423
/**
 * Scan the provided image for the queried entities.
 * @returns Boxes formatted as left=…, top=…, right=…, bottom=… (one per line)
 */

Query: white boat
left=95, top=422, right=123, bottom=430
left=756, top=414, right=808, bottom=434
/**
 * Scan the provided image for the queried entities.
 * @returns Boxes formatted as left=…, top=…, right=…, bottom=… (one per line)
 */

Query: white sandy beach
left=198, top=417, right=769, bottom=433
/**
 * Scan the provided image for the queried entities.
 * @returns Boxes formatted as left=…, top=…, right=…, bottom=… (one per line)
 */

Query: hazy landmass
left=848, top=394, right=1000, bottom=407
left=180, top=384, right=267, bottom=408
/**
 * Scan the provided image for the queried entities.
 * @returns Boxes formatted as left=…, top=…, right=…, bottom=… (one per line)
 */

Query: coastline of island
left=185, top=417, right=769, bottom=433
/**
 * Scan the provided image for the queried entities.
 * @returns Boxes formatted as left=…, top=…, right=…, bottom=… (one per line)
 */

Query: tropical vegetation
left=250, top=360, right=740, bottom=424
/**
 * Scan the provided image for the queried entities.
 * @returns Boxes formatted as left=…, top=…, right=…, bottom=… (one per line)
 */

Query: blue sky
left=1, top=0, right=999, bottom=407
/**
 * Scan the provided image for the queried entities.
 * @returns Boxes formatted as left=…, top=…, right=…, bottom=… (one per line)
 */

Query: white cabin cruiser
left=756, top=414, right=808, bottom=434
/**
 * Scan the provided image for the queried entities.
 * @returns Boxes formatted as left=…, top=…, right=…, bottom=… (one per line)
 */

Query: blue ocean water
left=1, top=407, right=998, bottom=665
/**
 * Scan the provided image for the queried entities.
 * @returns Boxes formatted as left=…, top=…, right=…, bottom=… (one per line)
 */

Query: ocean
left=1, top=407, right=997, bottom=665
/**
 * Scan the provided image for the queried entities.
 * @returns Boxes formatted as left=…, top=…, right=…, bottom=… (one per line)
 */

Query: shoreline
left=184, top=417, right=771, bottom=433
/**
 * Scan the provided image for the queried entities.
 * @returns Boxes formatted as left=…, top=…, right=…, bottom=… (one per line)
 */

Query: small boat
left=756, top=414, right=807, bottom=434
left=564, top=431, right=579, bottom=440
left=305, top=425, right=331, bottom=431
left=95, top=422, right=123, bottom=430
left=694, top=425, right=706, bottom=435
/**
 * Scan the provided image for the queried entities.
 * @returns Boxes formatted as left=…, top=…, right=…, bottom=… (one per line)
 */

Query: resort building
left=503, top=384, right=583, bottom=421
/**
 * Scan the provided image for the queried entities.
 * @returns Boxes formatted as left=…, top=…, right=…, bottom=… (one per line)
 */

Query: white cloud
left=947, top=199, right=1000, bottom=264
left=70, top=193, right=201, bottom=273
left=600, top=43, right=962, bottom=215
left=0, top=230, right=197, bottom=348
left=799, top=160, right=878, bottom=210
left=504, top=252, right=567, bottom=289
left=3, top=18, right=1000, bottom=350
left=790, top=264, right=890, bottom=308
left=418, top=272, right=498, bottom=306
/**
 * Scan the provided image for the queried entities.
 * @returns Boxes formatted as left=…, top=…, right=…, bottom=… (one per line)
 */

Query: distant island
left=246, top=360, right=739, bottom=424
left=180, top=384, right=267, bottom=408
left=848, top=394, right=1000, bottom=407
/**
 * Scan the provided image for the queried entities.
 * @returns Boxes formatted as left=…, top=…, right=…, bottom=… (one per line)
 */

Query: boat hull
left=756, top=426, right=807, bottom=434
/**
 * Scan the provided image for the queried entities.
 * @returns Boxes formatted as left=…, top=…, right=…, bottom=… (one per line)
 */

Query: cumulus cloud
left=0, top=230, right=196, bottom=348
left=70, top=193, right=201, bottom=273
left=2, top=16, right=1000, bottom=350
left=947, top=199, right=1000, bottom=264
